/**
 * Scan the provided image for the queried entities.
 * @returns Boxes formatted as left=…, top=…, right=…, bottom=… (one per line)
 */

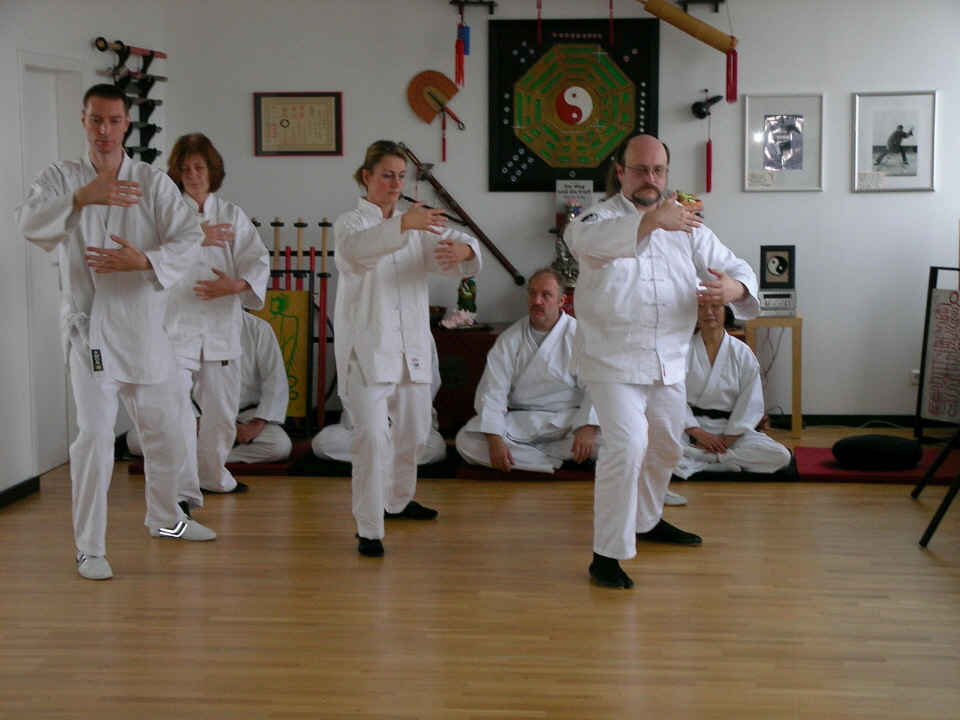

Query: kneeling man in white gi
left=675, top=303, right=791, bottom=478
left=456, top=268, right=599, bottom=473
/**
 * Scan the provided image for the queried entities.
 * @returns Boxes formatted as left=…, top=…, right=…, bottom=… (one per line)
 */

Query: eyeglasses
left=620, top=163, right=668, bottom=179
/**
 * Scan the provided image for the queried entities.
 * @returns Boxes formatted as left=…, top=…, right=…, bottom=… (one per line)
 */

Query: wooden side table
left=744, top=314, right=803, bottom=438
left=431, top=324, right=509, bottom=432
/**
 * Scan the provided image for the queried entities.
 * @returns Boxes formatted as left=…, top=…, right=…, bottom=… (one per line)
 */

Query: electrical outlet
left=910, top=369, right=921, bottom=386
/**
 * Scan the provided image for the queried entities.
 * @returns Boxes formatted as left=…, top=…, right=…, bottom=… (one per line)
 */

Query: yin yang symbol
left=767, top=256, right=788, bottom=276
left=555, top=86, right=593, bottom=125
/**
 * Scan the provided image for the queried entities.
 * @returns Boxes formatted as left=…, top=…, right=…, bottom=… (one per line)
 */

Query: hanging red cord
left=726, top=45, right=738, bottom=103
left=537, top=0, right=543, bottom=44
left=609, top=0, right=614, bottom=45
left=705, top=138, right=713, bottom=193
left=441, top=110, right=447, bottom=163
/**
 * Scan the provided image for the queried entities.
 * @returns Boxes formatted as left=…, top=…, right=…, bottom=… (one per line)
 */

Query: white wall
left=2, top=0, right=958, bottom=491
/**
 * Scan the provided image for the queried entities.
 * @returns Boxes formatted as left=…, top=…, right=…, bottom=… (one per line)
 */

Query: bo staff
left=270, top=218, right=283, bottom=290
left=637, top=0, right=737, bottom=53
left=398, top=142, right=525, bottom=286
left=317, top=218, right=333, bottom=427
left=294, top=218, right=307, bottom=290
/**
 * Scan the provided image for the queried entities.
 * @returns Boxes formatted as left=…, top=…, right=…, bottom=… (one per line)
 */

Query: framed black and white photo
left=744, top=94, right=822, bottom=192
left=854, top=91, right=936, bottom=192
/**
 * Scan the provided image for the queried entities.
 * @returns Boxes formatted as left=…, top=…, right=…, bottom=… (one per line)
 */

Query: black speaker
left=759, top=245, right=796, bottom=289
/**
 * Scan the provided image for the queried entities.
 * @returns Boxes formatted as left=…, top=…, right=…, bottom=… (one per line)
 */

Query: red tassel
left=609, top=0, right=614, bottom=44
left=537, top=0, right=542, bottom=44
left=726, top=47, right=738, bottom=103
left=455, top=36, right=465, bottom=86
left=705, top=139, right=713, bottom=193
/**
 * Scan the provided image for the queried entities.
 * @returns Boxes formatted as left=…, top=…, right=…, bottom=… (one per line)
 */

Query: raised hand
left=400, top=202, right=447, bottom=235
left=194, top=268, right=248, bottom=300
left=85, top=234, right=149, bottom=273
left=434, top=239, right=475, bottom=270
left=74, top=173, right=141, bottom=211
left=698, top=268, right=747, bottom=305
left=201, top=222, right=235, bottom=248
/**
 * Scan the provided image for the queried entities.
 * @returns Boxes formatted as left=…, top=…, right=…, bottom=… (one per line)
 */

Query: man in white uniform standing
left=455, top=268, right=600, bottom=473
left=568, top=134, right=759, bottom=589
left=675, top=303, right=791, bottom=479
left=14, top=84, right=217, bottom=581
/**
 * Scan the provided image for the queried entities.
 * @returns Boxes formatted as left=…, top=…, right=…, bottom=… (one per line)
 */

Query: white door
left=20, top=53, right=84, bottom=475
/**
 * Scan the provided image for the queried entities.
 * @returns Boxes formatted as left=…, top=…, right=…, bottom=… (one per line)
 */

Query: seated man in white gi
left=129, top=312, right=291, bottom=465
left=674, top=302, right=792, bottom=478
left=455, top=268, right=600, bottom=473
left=311, top=339, right=447, bottom=465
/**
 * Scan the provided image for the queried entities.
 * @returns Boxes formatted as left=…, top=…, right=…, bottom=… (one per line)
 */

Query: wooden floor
left=2, top=429, right=959, bottom=719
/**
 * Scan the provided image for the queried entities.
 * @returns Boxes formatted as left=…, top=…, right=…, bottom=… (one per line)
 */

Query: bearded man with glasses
left=567, top=133, right=760, bottom=589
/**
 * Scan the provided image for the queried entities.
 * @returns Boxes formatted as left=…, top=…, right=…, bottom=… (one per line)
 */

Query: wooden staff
left=294, top=218, right=307, bottom=290
left=317, top=218, right=332, bottom=427
left=284, top=247, right=292, bottom=291
left=270, top=218, right=283, bottom=290
left=637, top=0, right=738, bottom=53
left=398, top=142, right=525, bottom=285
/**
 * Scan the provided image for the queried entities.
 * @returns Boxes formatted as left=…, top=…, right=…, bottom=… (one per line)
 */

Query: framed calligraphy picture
left=254, top=92, right=343, bottom=156
left=488, top=18, right=659, bottom=192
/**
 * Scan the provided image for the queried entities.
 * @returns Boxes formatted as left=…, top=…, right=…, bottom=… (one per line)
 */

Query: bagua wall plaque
left=488, top=18, right=659, bottom=192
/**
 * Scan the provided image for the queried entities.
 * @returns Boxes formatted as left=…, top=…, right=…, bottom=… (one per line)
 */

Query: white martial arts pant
left=455, top=423, right=598, bottom=473
left=587, top=380, right=686, bottom=560
left=178, top=354, right=242, bottom=493
left=128, top=413, right=292, bottom=465
left=68, top=341, right=189, bottom=556
left=312, top=424, right=446, bottom=465
left=344, top=356, right=432, bottom=541
left=228, top=417, right=292, bottom=464
left=674, top=428, right=792, bottom=479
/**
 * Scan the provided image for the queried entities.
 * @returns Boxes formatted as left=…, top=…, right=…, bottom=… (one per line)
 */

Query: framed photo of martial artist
left=254, top=92, right=343, bottom=156
left=853, top=91, right=936, bottom=192
left=759, top=245, right=795, bottom=289
left=487, top=18, right=659, bottom=192
left=744, top=94, right=823, bottom=192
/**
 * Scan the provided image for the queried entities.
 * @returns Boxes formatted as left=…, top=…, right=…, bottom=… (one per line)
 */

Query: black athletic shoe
left=637, top=518, right=702, bottom=546
left=229, top=482, right=249, bottom=494
left=384, top=500, right=438, bottom=520
left=356, top=534, right=384, bottom=557
left=589, top=553, right=634, bottom=589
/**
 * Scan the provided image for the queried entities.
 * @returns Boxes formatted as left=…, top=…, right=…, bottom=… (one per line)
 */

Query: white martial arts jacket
left=236, top=312, right=289, bottom=424
left=165, top=193, right=270, bottom=362
left=14, top=154, right=203, bottom=384
left=470, top=313, right=598, bottom=442
left=568, top=192, right=760, bottom=386
left=333, top=197, right=482, bottom=386
left=684, top=332, right=765, bottom=437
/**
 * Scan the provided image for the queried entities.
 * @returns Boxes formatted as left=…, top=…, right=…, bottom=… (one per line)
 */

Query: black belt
left=689, top=406, right=732, bottom=420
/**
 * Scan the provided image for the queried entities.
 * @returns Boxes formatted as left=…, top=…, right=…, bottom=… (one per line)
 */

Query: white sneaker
left=150, top=518, right=217, bottom=541
left=664, top=489, right=688, bottom=506
left=76, top=553, right=113, bottom=580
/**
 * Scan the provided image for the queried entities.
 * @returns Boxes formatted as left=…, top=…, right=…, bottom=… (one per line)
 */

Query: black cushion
left=831, top=434, right=923, bottom=471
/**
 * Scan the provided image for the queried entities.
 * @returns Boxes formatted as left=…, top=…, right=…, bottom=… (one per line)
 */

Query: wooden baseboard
left=0, top=476, right=40, bottom=509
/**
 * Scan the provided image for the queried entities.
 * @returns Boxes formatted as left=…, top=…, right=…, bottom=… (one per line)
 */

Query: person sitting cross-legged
left=455, top=268, right=600, bottom=474
left=674, top=302, right=792, bottom=480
